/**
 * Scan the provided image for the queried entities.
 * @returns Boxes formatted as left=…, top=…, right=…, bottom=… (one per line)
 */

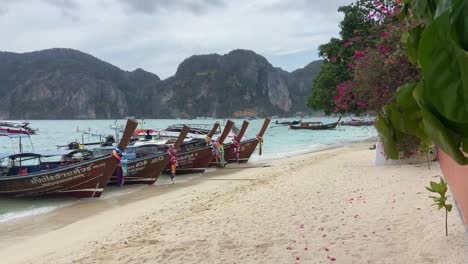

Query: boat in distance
left=290, top=117, right=341, bottom=130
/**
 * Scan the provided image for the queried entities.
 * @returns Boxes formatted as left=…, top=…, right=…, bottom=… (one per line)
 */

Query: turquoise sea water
left=0, top=118, right=377, bottom=223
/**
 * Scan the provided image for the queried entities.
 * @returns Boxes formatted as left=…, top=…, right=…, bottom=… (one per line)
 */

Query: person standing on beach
left=232, top=134, right=240, bottom=163
left=219, top=142, right=225, bottom=167
left=145, top=130, right=152, bottom=140
left=167, top=145, right=178, bottom=183
left=211, top=138, right=222, bottom=165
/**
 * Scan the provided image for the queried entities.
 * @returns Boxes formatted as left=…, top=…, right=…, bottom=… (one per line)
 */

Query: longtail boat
left=340, top=118, right=376, bottom=126
left=103, top=126, right=190, bottom=185
left=213, top=118, right=271, bottom=165
left=164, top=120, right=234, bottom=174
left=274, top=119, right=301, bottom=126
left=0, top=121, right=38, bottom=135
left=0, top=119, right=137, bottom=198
left=290, top=117, right=341, bottom=130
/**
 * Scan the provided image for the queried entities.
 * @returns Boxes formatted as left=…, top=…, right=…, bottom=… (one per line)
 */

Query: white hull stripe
left=58, top=188, right=104, bottom=193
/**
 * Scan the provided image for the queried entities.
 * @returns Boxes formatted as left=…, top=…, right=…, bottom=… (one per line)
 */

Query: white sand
left=0, top=142, right=466, bottom=263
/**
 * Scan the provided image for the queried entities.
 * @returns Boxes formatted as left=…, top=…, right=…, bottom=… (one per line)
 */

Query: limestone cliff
left=0, top=48, right=321, bottom=119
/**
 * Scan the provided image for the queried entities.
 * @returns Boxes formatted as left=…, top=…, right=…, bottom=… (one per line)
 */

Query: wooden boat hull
left=0, top=156, right=114, bottom=198
left=341, top=121, right=375, bottom=126
left=211, top=138, right=259, bottom=165
left=164, top=146, right=214, bottom=174
left=290, top=122, right=339, bottom=130
left=109, top=153, right=169, bottom=185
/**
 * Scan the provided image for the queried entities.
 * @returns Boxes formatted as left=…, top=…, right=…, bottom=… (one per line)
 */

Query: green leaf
left=462, top=138, right=468, bottom=153
left=404, top=25, right=424, bottom=64
left=375, top=114, right=399, bottom=160
left=430, top=181, right=443, bottom=193
left=418, top=12, right=468, bottom=129
left=397, top=3, right=410, bottom=21
left=391, top=83, right=428, bottom=140
left=450, top=0, right=468, bottom=51
left=435, top=0, right=453, bottom=18
left=412, top=0, right=436, bottom=21
left=446, top=204, right=453, bottom=212
left=421, top=110, right=468, bottom=165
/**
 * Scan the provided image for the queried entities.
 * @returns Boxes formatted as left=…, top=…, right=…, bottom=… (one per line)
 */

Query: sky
left=0, top=0, right=353, bottom=79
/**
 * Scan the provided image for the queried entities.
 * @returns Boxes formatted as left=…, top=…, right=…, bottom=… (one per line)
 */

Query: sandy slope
left=0, top=142, right=466, bottom=263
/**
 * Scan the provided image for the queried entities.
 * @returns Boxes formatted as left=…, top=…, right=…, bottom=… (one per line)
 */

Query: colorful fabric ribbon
left=232, top=135, right=240, bottom=163
left=256, top=134, right=264, bottom=156
left=168, top=147, right=178, bottom=181
left=205, top=136, right=212, bottom=145
left=112, top=147, right=123, bottom=161
left=219, top=143, right=225, bottom=167
left=113, top=147, right=127, bottom=186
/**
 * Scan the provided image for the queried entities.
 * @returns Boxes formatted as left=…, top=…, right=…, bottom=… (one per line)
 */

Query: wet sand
left=0, top=142, right=466, bottom=263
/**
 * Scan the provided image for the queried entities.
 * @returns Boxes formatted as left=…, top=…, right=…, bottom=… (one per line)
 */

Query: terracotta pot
left=438, top=149, right=468, bottom=226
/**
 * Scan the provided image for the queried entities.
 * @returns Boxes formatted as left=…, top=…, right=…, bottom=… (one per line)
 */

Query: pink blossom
left=381, top=31, right=388, bottom=39
left=354, top=50, right=364, bottom=58
left=356, top=101, right=366, bottom=108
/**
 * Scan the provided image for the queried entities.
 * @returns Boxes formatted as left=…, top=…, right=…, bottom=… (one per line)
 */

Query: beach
left=0, top=141, right=466, bottom=263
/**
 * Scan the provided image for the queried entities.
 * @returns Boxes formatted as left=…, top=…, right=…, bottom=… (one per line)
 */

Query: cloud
left=117, top=0, right=226, bottom=15
left=0, top=0, right=354, bottom=78
left=261, top=0, right=353, bottom=13
left=43, top=0, right=80, bottom=21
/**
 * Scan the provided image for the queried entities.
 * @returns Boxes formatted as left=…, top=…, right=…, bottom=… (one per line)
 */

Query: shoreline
left=0, top=140, right=466, bottom=263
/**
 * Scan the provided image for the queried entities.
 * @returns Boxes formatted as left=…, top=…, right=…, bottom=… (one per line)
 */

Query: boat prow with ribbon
left=213, top=118, right=270, bottom=166
left=96, top=126, right=190, bottom=185
left=163, top=120, right=234, bottom=174
left=0, top=119, right=138, bottom=198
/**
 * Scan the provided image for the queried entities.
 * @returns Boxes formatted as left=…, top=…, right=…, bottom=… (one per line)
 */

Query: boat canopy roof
left=0, top=149, right=80, bottom=160
left=0, top=133, right=30, bottom=138
left=4, top=153, right=43, bottom=159
left=83, top=131, right=110, bottom=137
left=35, top=149, right=78, bottom=157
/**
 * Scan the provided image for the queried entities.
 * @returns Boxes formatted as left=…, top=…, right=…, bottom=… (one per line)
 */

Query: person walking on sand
left=167, top=145, right=178, bottom=183
left=232, top=134, right=240, bottom=163
left=211, top=138, right=221, bottom=164
left=145, top=130, right=152, bottom=140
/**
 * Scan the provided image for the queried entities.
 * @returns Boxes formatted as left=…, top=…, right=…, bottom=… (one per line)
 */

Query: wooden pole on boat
left=207, top=122, right=220, bottom=138
left=173, top=126, right=190, bottom=150
left=258, top=118, right=271, bottom=138
left=236, top=121, right=250, bottom=140
left=256, top=118, right=271, bottom=156
left=95, top=118, right=138, bottom=197
left=116, top=119, right=138, bottom=152
left=205, top=122, right=220, bottom=145
left=218, top=120, right=234, bottom=144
